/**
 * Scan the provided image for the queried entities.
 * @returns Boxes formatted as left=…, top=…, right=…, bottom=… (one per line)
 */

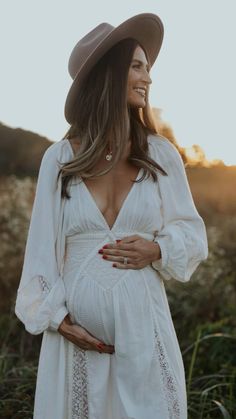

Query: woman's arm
left=149, top=135, right=208, bottom=282
left=15, top=141, right=70, bottom=334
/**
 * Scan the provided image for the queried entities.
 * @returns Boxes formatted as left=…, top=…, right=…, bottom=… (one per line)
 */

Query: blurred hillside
left=0, top=122, right=52, bottom=177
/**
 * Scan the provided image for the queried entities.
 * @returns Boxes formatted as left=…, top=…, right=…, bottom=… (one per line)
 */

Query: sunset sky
left=1, top=0, right=235, bottom=165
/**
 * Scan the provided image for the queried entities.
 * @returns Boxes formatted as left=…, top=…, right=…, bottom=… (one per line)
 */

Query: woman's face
left=127, top=45, right=152, bottom=108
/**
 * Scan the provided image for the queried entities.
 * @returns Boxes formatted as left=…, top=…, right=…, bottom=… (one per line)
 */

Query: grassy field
left=0, top=172, right=236, bottom=418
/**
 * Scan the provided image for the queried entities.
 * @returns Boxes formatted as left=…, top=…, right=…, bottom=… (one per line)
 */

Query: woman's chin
left=128, top=100, right=146, bottom=109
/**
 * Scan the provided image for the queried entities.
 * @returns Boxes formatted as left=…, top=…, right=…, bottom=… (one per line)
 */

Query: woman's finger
left=119, top=235, right=140, bottom=243
left=102, top=249, right=136, bottom=259
left=76, top=337, right=114, bottom=353
left=102, top=242, right=134, bottom=252
left=82, top=330, right=115, bottom=353
left=112, top=261, right=140, bottom=270
left=102, top=235, right=141, bottom=250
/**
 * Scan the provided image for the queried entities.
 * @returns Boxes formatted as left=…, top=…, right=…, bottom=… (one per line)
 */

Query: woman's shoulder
left=41, top=139, right=73, bottom=164
left=147, top=133, right=179, bottom=153
left=147, top=133, right=182, bottom=166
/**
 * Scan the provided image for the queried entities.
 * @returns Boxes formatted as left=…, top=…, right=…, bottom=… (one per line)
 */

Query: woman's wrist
left=151, top=241, right=162, bottom=262
left=58, top=313, right=73, bottom=334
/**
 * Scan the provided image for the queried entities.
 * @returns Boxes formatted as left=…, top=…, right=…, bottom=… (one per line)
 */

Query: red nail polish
left=96, top=345, right=103, bottom=350
left=102, top=255, right=108, bottom=259
left=103, top=245, right=108, bottom=249
left=116, top=239, right=121, bottom=243
left=97, top=343, right=105, bottom=348
left=98, top=249, right=103, bottom=254
left=113, top=263, right=117, bottom=268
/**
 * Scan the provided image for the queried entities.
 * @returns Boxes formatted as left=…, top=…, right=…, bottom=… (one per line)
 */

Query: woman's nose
left=142, top=71, right=152, bottom=85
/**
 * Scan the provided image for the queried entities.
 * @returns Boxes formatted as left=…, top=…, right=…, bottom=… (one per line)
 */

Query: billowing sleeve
left=149, top=136, right=208, bottom=282
left=15, top=141, right=71, bottom=334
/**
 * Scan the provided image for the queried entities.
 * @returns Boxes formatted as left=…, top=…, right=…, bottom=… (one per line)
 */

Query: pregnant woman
left=15, top=13, right=208, bottom=419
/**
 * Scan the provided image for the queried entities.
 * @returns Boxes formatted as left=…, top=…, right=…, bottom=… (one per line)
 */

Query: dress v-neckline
left=65, top=138, right=142, bottom=231
left=81, top=168, right=142, bottom=232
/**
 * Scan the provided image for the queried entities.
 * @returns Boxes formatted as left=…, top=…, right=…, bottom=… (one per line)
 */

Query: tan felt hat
left=64, top=13, right=164, bottom=123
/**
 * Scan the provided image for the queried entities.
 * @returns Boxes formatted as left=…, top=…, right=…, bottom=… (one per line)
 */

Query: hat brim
left=64, top=13, right=164, bottom=124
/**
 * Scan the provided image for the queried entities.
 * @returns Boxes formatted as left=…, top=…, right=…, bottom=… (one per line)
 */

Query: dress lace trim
left=154, top=327, right=181, bottom=418
left=38, top=275, right=50, bottom=293
left=72, top=345, right=89, bottom=419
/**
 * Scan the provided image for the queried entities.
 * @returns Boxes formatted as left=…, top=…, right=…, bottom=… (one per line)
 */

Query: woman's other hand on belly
left=58, top=314, right=115, bottom=354
left=98, top=234, right=161, bottom=270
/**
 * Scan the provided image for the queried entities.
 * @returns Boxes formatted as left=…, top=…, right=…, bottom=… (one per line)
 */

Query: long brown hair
left=59, top=38, right=167, bottom=198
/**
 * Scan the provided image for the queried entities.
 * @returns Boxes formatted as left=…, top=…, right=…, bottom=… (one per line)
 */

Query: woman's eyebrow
left=132, top=59, right=150, bottom=71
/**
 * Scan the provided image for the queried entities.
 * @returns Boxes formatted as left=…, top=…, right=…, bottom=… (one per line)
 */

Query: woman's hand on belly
left=98, top=234, right=161, bottom=270
left=58, top=314, right=115, bottom=354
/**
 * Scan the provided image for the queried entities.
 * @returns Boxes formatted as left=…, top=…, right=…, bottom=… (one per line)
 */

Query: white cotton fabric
left=15, top=134, right=208, bottom=419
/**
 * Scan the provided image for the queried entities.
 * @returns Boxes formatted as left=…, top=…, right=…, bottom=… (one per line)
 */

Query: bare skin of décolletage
left=58, top=46, right=162, bottom=354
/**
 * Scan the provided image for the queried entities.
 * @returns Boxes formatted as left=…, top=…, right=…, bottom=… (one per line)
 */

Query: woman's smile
left=133, top=87, right=146, bottom=98
left=127, top=45, right=152, bottom=108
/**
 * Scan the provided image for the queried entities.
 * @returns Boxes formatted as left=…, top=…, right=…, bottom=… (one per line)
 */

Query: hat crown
left=68, top=23, right=114, bottom=79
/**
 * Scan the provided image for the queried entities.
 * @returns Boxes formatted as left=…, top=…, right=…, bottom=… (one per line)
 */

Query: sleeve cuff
left=151, top=238, right=172, bottom=281
left=151, top=238, right=167, bottom=270
left=49, top=305, right=69, bottom=331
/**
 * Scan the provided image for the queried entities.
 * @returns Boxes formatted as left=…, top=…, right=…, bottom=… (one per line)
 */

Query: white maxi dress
left=15, top=134, right=208, bottom=419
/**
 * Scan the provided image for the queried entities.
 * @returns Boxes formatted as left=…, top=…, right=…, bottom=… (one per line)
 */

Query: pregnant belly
left=63, top=233, right=155, bottom=347
left=64, top=265, right=152, bottom=350
left=63, top=235, right=131, bottom=345
left=65, top=269, right=121, bottom=345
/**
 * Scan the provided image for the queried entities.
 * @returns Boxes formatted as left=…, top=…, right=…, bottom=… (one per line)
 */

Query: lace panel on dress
left=154, top=327, right=181, bottom=418
left=38, top=275, right=50, bottom=293
left=72, top=345, right=89, bottom=419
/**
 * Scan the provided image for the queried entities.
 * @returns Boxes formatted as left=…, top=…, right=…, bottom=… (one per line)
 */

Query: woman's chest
left=64, top=175, right=164, bottom=235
